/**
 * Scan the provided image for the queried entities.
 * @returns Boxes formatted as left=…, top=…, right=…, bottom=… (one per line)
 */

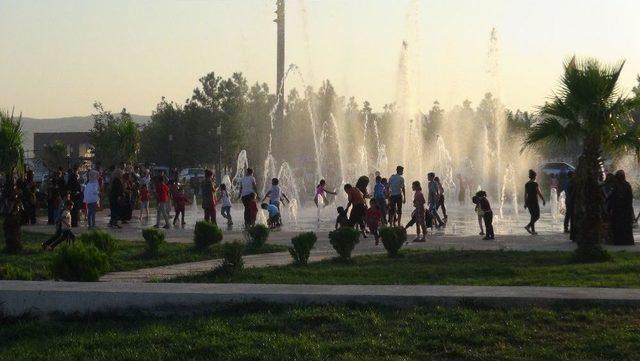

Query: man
left=388, top=166, right=406, bottom=226
left=524, top=169, right=545, bottom=235
left=239, top=168, right=258, bottom=227
left=427, top=172, right=444, bottom=228
left=373, top=176, right=387, bottom=225
left=154, top=176, right=171, bottom=229
left=344, top=183, right=366, bottom=237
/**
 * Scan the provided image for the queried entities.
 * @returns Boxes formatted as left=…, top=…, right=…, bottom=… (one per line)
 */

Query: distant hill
left=19, top=115, right=150, bottom=155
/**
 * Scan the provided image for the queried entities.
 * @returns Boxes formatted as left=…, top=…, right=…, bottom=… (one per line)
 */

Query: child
left=42, top=200, right=75, bottom=250
left=172, top=186, right=190, bottom=226
left=366, top=199, right=383, bottom=245
left=314, top=179, right=337, bottom=207
left=404, top=181, right=427, bottom=242
left=473, top=190, right=494, bottom=240
left=262, top=178, right=290, bottom=210
left=261, top=203, right=281, bottom=229
left=219, top=184, right=233, bottom=225
left=373, top=176, right=387, bottom=226
left=248, top=193, right=259, bottom=226
left=139, top=184, right=150, bottom=220
left=335, top=206, right=349, bottom=229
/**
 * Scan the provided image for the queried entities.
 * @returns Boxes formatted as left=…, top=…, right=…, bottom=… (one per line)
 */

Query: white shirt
left=221, top=190, right=232, bottom=207
left=240, top=176, right=256, bottom=197
left=270, top=185, right=281, bottom=203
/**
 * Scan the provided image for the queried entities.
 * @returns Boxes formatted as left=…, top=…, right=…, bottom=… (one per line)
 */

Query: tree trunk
left=572, top=135, right=609, bottom=262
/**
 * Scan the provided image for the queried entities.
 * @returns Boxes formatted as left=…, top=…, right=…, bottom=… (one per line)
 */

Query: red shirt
left=173, top=192, right=188, bottom=211
left=365, top=207, right=382, bottom=230
left=140, top=188, right=150, bottom=202
left=156, top=183, right=170, bottom=202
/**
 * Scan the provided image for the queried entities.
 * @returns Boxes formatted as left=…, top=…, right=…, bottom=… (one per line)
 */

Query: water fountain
left=499, top=164, right=519, bottom=220
left=434, top=135, right=456, bottom=197
left=231, top=150, right=249, bottom=198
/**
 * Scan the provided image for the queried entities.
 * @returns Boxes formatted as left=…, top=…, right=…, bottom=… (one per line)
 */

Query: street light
left=168, top=133, right=174, bottom=172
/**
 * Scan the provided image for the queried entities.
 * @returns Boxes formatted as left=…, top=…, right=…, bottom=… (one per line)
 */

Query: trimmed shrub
left=221, top=240, right=245, bottom=273
left=0, top=264, right=33, bottom=280
left=380, top=226, right=407, bottom=257
left=50, top=242, right=110, bottom=281
left=247, top=224, right=270, bottom=248
left=78, top=230, right=117, bottom=256
left=142, top=228, right=165, bottom=256
left=328, top=227, right=360, bottom=261
left=194, top=221, right=223, bottom=250
left=289, top=232, right=317, bottom=265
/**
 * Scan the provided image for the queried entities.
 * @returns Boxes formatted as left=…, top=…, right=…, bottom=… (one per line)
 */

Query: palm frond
left=522, top=116, right=584, bottom=151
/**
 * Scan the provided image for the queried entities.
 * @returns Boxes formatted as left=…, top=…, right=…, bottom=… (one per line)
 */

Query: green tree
left=41, top=140, right=68, bottom=171
left=90, top=103, right=140, bottom=167
left=524, top=58, right=640, bottom=262
left=0, top=111, right=24, bottom=178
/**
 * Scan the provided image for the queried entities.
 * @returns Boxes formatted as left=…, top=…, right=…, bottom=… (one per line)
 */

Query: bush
left=247, top=224, right=270, bottom=248
left=289, top=232, right=317, bottom=265
left=142, top=228, right=165, bottom=256
left=0, top=264, right=33, bottom=280
left=380, top=226, right=407, bottom=257
left=220, top=241, right=245, bottom=273
left=78, top=230, right=117, bottom=256
left=194, top=221, right=223, bottom=250
left=50, top=242, right=110, bottom=281
left=328, top=227, right=360, bottom=261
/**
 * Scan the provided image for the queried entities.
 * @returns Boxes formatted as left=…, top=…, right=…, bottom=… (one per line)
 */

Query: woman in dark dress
left=524, top=169, right=545, bottom=235
left=609, top=170, right=634, bottom=245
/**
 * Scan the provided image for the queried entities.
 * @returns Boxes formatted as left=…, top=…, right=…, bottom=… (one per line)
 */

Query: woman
left=405, top=180, right=427, bottom=242
left=524, top=169, right=545, bottom=235
left=609, top=170, right=634, bottom=245
left=474, top=190, right=494, bottom=240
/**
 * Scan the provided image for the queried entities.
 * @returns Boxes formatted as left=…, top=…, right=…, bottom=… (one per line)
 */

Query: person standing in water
left=388, top=166, right=406, bottom=226
left=239, top=168, right=258, bottom=227
left=434, top=176, right=448, bottom=224
left=473, top=190, right=494, bottom=240
left=314, top=179, right=337, bottom=207
left=427, top=173, right=445, bottom=229
left=524, top=169, right=545, bottom=235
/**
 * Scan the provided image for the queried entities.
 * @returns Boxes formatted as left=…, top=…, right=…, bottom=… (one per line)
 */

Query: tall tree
left=41, top=140, right=68, bottom=171
left=524, top=58, right=640, bottom=262
left=90, top=103, right=140, bottom=167
left=0, top=111, right=25, bottom=253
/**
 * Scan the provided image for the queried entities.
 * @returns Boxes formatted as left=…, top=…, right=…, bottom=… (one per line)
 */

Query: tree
left=524, top=58, right=640, bottom=262
left=0, top=111, right=25, bottom=253
left=90, top=103, right=140, bottom=167
left=41, top=140, right=68, bottom=171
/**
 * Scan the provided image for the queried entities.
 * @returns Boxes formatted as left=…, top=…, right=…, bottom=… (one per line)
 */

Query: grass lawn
left=174, top=249, right=640, bottom=288
left=0, top=230, right=286, bottom=280
left=1, top=303, right=639, bottom=360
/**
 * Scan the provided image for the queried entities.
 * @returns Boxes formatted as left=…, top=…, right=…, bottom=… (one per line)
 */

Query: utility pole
left=275, top=0, right=285, bottom=134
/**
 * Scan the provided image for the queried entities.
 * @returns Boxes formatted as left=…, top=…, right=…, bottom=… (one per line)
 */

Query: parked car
left=179, top=168, right=205, bottom=183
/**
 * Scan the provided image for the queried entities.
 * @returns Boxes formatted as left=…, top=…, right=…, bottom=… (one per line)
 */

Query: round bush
left=78, top=230, right=117, bottom=256
left=142, top=228, right=166, bottom=256
left=221, top=240, right=245, bottom=273
left=50, top=242, right=110, bottom=281
left=380, top=226, right=407, bottom=257
left=289, top=232, right=317, bottom=265
left=194, top=221, right=223, bottom=250
left=328, top=227, right=360, bottom=261
left=247, top=224, right=270, bottom=248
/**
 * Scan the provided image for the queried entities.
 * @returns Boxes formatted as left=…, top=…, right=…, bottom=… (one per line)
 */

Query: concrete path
left=3, top=280, right=640, bottom=318
left=100, top=248, right=388, bottom=282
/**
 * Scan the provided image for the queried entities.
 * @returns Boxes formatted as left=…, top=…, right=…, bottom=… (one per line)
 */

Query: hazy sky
left=1, top=0, right=639, bottom=118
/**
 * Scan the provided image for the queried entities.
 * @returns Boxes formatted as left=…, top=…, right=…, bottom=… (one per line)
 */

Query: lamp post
left=168, top=133, right=174, bottom=172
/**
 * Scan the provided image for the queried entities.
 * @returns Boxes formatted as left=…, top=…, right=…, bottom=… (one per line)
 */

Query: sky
left=1, top=0, right=639, bottom=118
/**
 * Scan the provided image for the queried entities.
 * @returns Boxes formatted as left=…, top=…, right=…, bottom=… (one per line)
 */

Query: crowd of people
left=0, top=160, right=636, bottom=249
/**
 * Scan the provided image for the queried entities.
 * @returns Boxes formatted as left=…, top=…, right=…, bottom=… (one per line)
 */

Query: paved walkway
left=3, top=281, right=640, bottom=317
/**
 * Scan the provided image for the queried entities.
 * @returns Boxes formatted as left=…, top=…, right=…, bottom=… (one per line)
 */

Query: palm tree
left=0, top=110, right=25, bottom=253
left=524, top=57, right=640, bottom=262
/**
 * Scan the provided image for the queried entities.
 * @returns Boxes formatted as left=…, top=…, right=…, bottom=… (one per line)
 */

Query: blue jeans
left=87, top=202, right=97, bottom=228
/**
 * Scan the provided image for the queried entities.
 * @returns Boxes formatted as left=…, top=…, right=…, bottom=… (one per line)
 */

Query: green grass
left=0, top=231, right=286, bottom=280
left=1, top=303, right=639, bottom=360
left=174, top=249, right=640, bottom=288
